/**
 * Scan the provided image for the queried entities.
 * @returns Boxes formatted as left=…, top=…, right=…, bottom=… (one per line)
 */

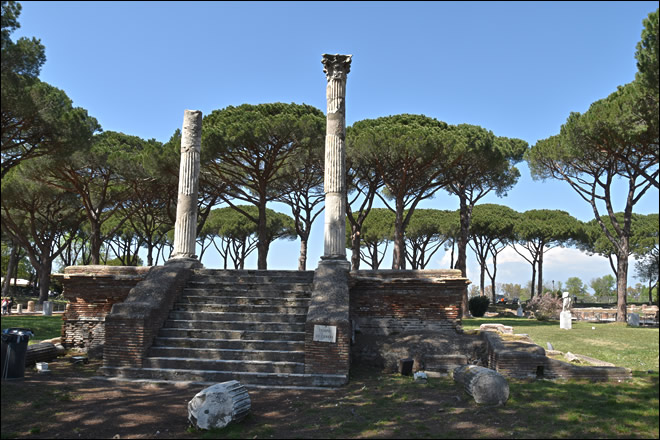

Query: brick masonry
left=102, top=259, right=201, bottom=368
left=349, top=270, right=469, bottom=335
left=305, top=269, right=468, bottom=377
left=304, top=321, right=351, bottom=375
left=57, top=266, right=151, bottom=349
left=60, top=265, right=469, bottom=383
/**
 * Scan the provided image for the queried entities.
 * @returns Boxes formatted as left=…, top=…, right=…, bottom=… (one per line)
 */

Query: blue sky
left=15, top=1, right=659, bottom=291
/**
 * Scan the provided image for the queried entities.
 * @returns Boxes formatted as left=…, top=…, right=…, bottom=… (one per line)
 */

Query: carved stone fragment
left=188, top=381, right=251, bottom=430
left=453, top=365, right=509, bottom=406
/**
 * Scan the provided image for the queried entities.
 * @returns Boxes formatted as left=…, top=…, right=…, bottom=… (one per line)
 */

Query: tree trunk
left=89, top=221, right=102, bottom=265
left=530, top=264, right=537, bottom=299
left=616, top=247, right=629, bottom=323
left=239, top=240, right=246, bottom=270
left=490, top=253, right=498, bottom=304
left=456, top=194, right=470, bottom=277
left=450, top=241, right=455, bottom=269
left=480, top=264, right=486, bottom=297
left=537, top=246, right=544, bottom=296
left=457, top=196, right=473, bottom=318
left=370, top=244, right=379, bottom=269
left=298, top=235, right=308, bottom=271
left=391, top=201, right=406, bottom=270
left=350, top=227, right=361, bottom=270
left=2, top=244, right=19, bottom=297
left=37, top=259, right=52, bottom=304
left=257, top=200, right=268, bottom=270
left=649, top=279, right=654, bottom=306
left=409, top=246, right=418, bottom=270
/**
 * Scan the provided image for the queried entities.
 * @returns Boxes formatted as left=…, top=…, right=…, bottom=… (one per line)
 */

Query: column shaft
left=171, top=110, right=202, bottom=260
left=321, top=54, right=351, bottom=260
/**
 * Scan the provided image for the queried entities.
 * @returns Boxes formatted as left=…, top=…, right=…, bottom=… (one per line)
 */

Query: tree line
left=1, top=2, right=658, bottom=321
left=348, top=206, right=657, bottom=304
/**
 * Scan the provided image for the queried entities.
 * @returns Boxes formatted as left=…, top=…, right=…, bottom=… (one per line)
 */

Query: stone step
left=193, top=270, right=314, bottom=282
left=148, top=346, right=305, bottom=362
left=143, top=357, right=304, bottom=374
left=157, top=328, right=306, bottom=341
left=100, top=366, right=348, bottom=388
left=168, top=311, right=307, bottom=323
left=184, top=283, right=312, bottom=293
left=162, top=320, right=306, bottom=332
left=153, top=337, right=304, bottom=351
left=182, top=288, right=311, bottom=299
left=172, top=303, right=309, bottom=314
left=177, top=296, right=310, bottom=306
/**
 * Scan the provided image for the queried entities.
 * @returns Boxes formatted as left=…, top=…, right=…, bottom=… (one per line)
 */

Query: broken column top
left=322, top=54, right=352, bottom=80
left=181, top=110, right=202, bottom=154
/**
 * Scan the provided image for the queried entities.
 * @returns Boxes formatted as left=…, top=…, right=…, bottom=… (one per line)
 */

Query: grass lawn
left=0, top=315, right=63, bottom=344
left=463, top=316, right=659, bottom=373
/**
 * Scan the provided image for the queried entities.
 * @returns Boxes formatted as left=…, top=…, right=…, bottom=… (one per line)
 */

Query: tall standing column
left=304, top=55, right=352, bottom=383
left=170, top=110, right=202, bottom=260
left=321, top=54, right=352, bottom=260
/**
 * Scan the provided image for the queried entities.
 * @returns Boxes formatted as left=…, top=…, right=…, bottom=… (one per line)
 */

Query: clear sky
left=14, top=1, right=659, bottom=292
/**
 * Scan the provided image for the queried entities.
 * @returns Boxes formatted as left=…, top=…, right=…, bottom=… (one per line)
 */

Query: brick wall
left=58, top=266, right=152, bottom=349
left=304, top=321, right=351, bottom=375
left=349, top=270, right=469, bottom=335
left=304, top=261, right=351, bottom=377
left=102, top=259, right=201, bottom=369
left=304, top=269, right=469, bottom=376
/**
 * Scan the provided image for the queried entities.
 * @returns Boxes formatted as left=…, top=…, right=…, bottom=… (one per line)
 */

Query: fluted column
left=170, top=110, right=202, bottom=260
left=321, top=54, right=352, bottom=260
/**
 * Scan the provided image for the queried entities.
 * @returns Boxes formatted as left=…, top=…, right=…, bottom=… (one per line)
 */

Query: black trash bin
left=1, top=328, right=34, bottom=379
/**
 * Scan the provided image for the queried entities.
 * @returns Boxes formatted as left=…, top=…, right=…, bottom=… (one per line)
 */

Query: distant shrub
left=526, top=293, right=562, bottom=321
left=469, top=296, right=490, bottom=317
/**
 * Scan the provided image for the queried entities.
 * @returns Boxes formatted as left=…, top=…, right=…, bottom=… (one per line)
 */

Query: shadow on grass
left=1, top=361, right=658, bottom=439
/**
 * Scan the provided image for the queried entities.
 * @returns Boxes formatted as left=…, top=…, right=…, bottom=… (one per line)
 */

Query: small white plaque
left=313, top=325, right=337, bottom=343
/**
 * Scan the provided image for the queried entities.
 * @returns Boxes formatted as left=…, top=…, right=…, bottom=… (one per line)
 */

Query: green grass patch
left=0, top=315, right=63, bottom=343
left=463, top=317, right=659, bottom=372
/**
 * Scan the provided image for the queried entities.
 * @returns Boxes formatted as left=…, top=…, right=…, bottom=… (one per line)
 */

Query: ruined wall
left=481, top=330, right=632, bottom=381
left=349, top=270, right=469, bottom=335
left=58, top=266, right=152, bottom=350
left=572, top=305, right=659, bottom=324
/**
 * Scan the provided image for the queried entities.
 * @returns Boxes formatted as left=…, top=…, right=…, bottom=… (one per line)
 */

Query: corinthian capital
left=322, top=54, right=352, bottom=81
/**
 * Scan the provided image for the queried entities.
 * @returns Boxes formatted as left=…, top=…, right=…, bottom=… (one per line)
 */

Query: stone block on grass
left=188, top=381, right=251, bottom=430
left=453, top=365, right=509, bottom=406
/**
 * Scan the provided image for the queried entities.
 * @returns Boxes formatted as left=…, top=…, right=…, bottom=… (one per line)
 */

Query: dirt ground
left=0, top=355, right=513, bottom=440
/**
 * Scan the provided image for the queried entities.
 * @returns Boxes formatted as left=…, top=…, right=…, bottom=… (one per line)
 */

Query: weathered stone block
left=627, top=313, right=640, bottom=327
left=453, top=365, right=509, bottom=406
left=42, top=301, right=53, bottom=316
left=479, top=323, right=514, bottom=334
left=188, top=381, right=251, bottom=430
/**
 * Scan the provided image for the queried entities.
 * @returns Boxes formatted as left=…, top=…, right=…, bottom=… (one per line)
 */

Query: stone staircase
left=104, top=269, right=346, bottom=388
